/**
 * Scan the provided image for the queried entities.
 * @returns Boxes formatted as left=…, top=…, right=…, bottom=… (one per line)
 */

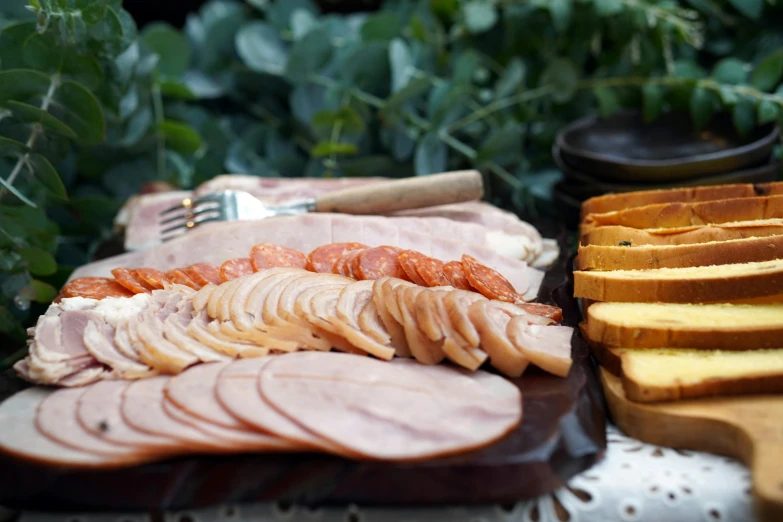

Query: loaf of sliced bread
left=580, top=195, right=783, bottom=234
left=586, top=302, right=783, bottom=349
left=577, top=235, right=783, bottom=271
left=574, top=259, right=783, bottom=303
left=580, top=182, right=783, bottom=218
left=619, top=348, right=783, bottom=402
left=580, top=219, right=783, bottom=247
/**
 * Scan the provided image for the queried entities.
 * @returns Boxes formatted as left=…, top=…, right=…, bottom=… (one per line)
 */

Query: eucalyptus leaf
left=690, top=87, right=716, bottom=130
left=757, top=99, right=780, bottom=125
left=285, top=27, right=331, bottom=85
left=594, top=86, right=620, bottom=117
left=312, top=107, right=366, bottom=137
left=28, top=279, right=57, bottom=303
left=539, top=58, right=579, bottom=103
left=0, top=22, right=36, bottom=70
left=750, top=50, right=783, bottom=92
left=0, top=69, right=50, bottom=105
left=291, top=9, right=317, bottom=40
left=0, top=136, right=30, bottom=157
left=732, top=99, right=756, bottom=136
left=594, top=0, right=623, bottom=16
left=495, top=58, right=526, bottom=99
left=461, top=1, right=497, bottom=34
left=360, top=12, right=401, bottom=41
left=642, top=83, right=664, bottom=123
left=17, top=247, right=56, bottom=276
left=548, top=0, right=573, bottom=32
left=159, top=120, right=203, bottom=155
left=28, top=153, right=66, bottom=199
left=0, top=168, right=37, bottom=207
left=236, top=21, right=287, bottom=75
left=142, top=23, right=191, bottom=77
left=265, top=0, right=319, bottom=30
left=477, top=121, right=523, bottom=165
left=310, top=141, right=358, bottom=157
left=727, top=0, right=763, bottom=19
left=0, top=305, right=22, bottom=335
left=383, top=77, right=430, bottom=116
left=712, top=58, right=747, bottom=85
left=389, top=38, right=414, bottom=92
left=414, top=132, right=447, bottom=175
left=182, top=71, right=225, bottom=99
left=158, top=79, right=197, bottom=100
left=7, top=100, right=77, bottom=139
left=55, top=79, right=106, bottom=145
left=290, top=83, right=325, bottom=125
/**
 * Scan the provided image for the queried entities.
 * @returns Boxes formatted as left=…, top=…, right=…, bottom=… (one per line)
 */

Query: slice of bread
left=586, top=302, right=783, bottom=349
left=580, top=219, right=783, bottom=247
left=574, top=259, right=783, bottom=303
left=581, top=182, right=783, bottom=218
left=577, top=235, right=783, bottom=271
left=580, top=195, right=783, bottom=235
left=619, top=348, right=783, bottom=402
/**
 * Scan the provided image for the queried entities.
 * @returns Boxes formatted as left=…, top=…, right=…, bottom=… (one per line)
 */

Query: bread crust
left=580, top=220, right=783, bottom=247
left=577, top=235, right=783, bottom=271
left=586, top=303, right=783, bottom=349
left=580, top=182, right=783, bottom=219
left=574, top=260, right=783, bottom=303
left=581, top=195, right=783, bottom=235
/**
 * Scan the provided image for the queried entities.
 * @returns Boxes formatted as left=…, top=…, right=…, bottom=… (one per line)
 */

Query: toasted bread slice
left=580, top=182, right=783, bottom=218
left=586, top=302, right=783, bottom=349
left=577, top=235, right=783, bottom=271
left=580, top=219, right=783, bottom=247
left=619, top=348, right=783, bottom=402
left=580, top=195, right=783, bottom=235
left=574, top=259, right=783, bottom=303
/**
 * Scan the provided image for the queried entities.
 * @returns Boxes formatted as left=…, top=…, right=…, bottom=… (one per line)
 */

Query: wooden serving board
left=0, top=228, right=608, bottom=512
left=601, top=368, right=783, bottom=522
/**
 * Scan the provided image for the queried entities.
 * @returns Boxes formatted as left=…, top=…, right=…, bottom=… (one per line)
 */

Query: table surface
left=2, top=424, right=755, bottom=522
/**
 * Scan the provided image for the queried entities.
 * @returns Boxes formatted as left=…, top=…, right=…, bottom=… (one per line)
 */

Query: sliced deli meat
left=258, top=352, right=522, bottom=461
left=507, top=318, right=573, bottom=377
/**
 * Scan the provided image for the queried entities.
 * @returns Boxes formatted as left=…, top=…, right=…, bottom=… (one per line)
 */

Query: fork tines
left=159, top=193, right=225, bottom=238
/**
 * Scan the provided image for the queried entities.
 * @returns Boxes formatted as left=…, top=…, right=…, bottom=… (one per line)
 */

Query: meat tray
left=0, top=228, right=607, bottom=511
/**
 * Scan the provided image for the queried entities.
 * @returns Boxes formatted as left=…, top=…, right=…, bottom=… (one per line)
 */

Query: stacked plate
left=552, top=110, right=780, bottom=227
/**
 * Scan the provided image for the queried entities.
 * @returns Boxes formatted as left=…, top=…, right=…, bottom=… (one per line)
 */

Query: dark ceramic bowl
left=556, top=111, right=779, bottom=182
left=552, top=145, right=780, bottom=200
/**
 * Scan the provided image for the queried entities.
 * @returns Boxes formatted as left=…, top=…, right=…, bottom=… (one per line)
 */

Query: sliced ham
left=467, top=301, right=530, bottom=377
left=0, top=388, right=117, bottom=467
left=395, top=286, right=447, bottom=365
left=82, top=321, right=154, bottom=379
left=258, top=352, right=522, bottom=461
left=372, top=277, right=414, bottom=357
left=507, top=318, right=574, bottom=377
left=216, top=358, right=341, bottom=452
left=162, top=297, right=231, bottom=363
left=133, top=293, right=199, bottom=373
left=329, top=281, right=395, bottom=361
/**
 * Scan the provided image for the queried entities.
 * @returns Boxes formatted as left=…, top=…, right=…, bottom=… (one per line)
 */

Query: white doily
left=12, top=424, right=756, bottom=522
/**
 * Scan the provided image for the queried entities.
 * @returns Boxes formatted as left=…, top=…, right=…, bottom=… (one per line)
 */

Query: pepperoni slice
left=220, top=258, right=254, bottom=281
left=333, top=250, right=363, bottom=277
left=250, top=244, right=308, bottom=271
left=461, top=254, right=518, bottom=302
left=356, top=246, right=407, bottom=281
left=442, top=261, right=472, bottom=290
left=414, top=254, right=451, bottom=287
left=183, top=263, right=222, bottom=286
left=307, top=243, right=368, bottom=273
left=60, top=277, right=134, bottom=299
left=398, top=251, right=428, bottom=286
left=133, top=268, right=167, bottom=290
left=111, top=268, right=153, bottom=294
left=517, top=303, right=563, bottom=323
left=166, top=269, right=200, bottom=289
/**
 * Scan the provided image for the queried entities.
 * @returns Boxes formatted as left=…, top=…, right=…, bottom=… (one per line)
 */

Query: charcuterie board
left=0, top=228, right=607, bottom=512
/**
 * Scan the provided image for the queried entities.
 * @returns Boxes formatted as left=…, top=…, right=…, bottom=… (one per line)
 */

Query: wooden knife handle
left=313, top=170, right=484, bottom=215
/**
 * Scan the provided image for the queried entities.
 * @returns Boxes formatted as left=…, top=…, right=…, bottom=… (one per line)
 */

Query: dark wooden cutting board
left=0, top=230, right=607, bottom=512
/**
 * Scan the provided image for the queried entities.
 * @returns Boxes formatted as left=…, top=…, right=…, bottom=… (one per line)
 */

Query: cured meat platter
left=0, top=222, right=607, bottom=512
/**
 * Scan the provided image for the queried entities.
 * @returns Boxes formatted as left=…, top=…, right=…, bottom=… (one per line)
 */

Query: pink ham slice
left=329, top=281, right=395, bottom=361
left=164, top=362, right=296, bottom=451
left=36, top=388, right=151, bottom=465
left=467, top=301, right=530, bottom=377
left=77, top=380, right=180, bottom=452
left=372, top=277, right=413, bottom=358
left=258, top=352, right=522, bottom=461
left=395, top=286, right=446, bottom=365
left=507, top=318, right=574, bottom=377
left=0, top=388, right=117, bottom=468
left=121, top=376, right=225, bottom=450
left=215, top=358, right=342, bottom=452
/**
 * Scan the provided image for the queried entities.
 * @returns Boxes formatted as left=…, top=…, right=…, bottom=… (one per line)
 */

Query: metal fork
left=158, top=170, right=483, bottom=241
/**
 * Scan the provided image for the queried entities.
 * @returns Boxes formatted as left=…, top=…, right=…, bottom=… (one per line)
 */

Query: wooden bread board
left=601, top=368, right=783, bottom=522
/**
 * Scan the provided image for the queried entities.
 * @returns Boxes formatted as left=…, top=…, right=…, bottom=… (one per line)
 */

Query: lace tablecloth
left=3, top=425, right=755, bottom=522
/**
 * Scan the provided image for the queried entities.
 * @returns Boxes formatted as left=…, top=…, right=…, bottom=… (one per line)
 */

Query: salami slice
left=442, top=261, right=472, bottom=290
left=61, top=277, right=134, bottom=299
left=398, top=251, right=428, bottom=286
left=134, top=268, right=167, bottom=290
left=333, top=250, right=362, bottom=277
left=111, top=268, right=152, bottom=294
left=250, top=243, right=308, bottom=271
left=307, top=243, right=368, bottom=273
left=516, top=303, right=563, bottom=323
left=165, top=269, right=200, bottom=289
left=356, top=246, right=407, bottom=281
left=414, top=254, right=451, bottom=287
left=220, top=258, right=254, bottom=281
left=461, top=254, right=518, bottom=302
left=183, top=263, right=222, bottom=286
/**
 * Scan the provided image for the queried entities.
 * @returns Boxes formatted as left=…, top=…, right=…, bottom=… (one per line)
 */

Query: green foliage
left=1, top=0, right=783, bottom=364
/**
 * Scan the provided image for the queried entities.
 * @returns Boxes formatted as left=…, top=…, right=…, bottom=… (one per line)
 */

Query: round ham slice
left=77, top=380, right=180, bottom=452
left=0, top=388, right=119, bottom=468
left=215, top=358, right=339, bottom=452
left=164, top=362, right=296, bottom=451
left=36, top=388, right=148, bottom=463
left=258, top=352, right=522, bottom=461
